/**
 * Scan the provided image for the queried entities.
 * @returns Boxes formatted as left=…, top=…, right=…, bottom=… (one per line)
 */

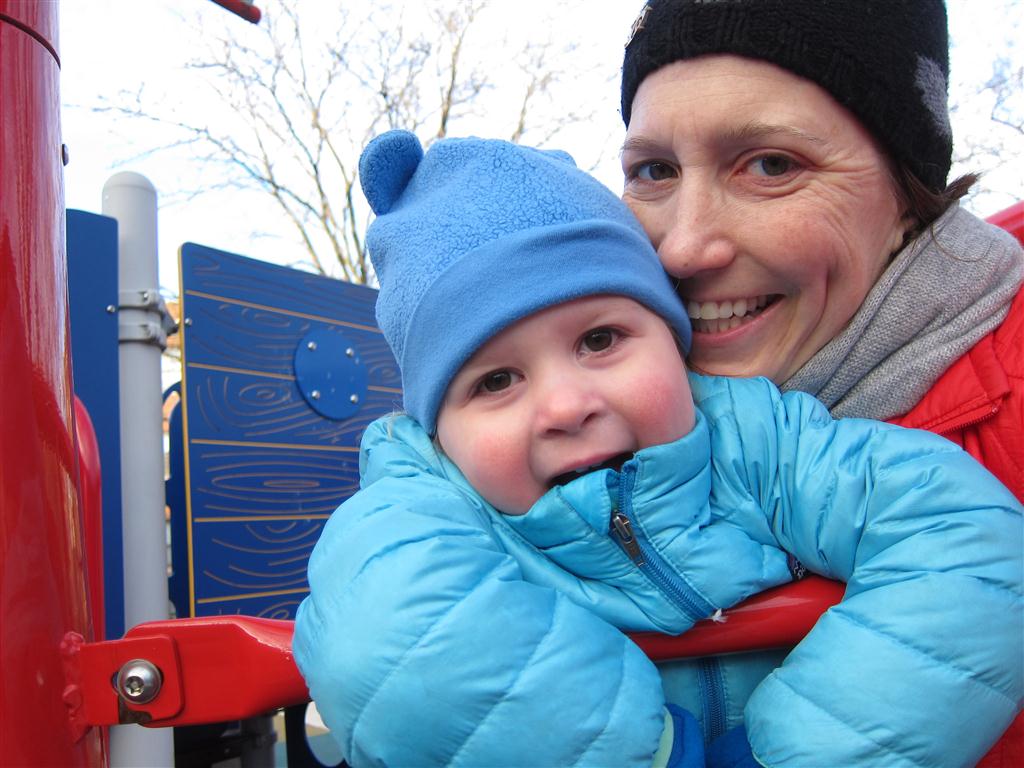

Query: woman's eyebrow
left=723, top=121, right=825, bottom=145
left=620, top=122, right=824, bottom=154
left=620, top=135, right=666, bottom=155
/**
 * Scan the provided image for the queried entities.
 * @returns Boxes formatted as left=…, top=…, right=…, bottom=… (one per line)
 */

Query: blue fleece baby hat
left=360, top=130, right=691, bottom=434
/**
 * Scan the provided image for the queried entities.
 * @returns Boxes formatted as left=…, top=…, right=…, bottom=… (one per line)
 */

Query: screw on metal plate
left=311, top=389, right=321, bottom=400
left=184, top=317, right=193, bottom=327
left=349, top=394, right=359, bottom=404
left=307, top=341, right=317, bottom=351
left=106, top=305, right=116, bottom=314
left=115, top=659, right=162, bottom=705
left=345, top=347, right=354, bottom=357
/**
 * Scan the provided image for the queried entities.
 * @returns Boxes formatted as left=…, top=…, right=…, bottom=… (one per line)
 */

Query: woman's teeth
left=687, top=295, right=772, bottom=334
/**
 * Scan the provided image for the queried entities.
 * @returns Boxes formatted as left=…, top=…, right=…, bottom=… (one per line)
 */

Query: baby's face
left=436, top=295, right=695, bottom=515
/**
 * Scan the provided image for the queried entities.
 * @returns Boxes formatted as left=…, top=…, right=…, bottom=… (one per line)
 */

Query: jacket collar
left=889, top=333, right=1010, bottom=435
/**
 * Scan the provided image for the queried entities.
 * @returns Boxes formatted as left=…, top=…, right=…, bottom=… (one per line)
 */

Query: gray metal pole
left=103, top=171, right=176, bottom=767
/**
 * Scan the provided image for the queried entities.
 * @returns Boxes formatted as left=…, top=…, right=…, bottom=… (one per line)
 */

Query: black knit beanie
left=621, top=0, right=952, bottom=192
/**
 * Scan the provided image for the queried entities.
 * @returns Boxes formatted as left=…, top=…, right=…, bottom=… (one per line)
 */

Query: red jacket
left=888, top=285, right=1024, bottom=503
left=889, top=284, right=1023, bottom=767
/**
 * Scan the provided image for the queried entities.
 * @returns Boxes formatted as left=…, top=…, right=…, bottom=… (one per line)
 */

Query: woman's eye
left=748, top=154, right=796, bottom=177
left=581, top=328, right=616, bottom=353
left=630, top=161, right=677, bottom=182
left=480, top=371, right=513, bottom=393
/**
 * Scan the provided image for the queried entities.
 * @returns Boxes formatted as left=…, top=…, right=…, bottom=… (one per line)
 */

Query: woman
left=619, top=0, right=1023, bottom=764
left=620, top=0, right=1023, bottom=503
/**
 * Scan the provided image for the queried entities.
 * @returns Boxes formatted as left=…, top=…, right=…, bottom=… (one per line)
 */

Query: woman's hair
left=893, top=163, right=978, bottom=238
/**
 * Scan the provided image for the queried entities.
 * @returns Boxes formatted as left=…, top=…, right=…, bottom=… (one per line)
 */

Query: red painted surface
left=75, top=397, right=105, bottom=643
left=988, top=200, right=1024, bottom=245
left=70, top=617, right=308, bottom=728
left=0, top=2, right=104, bottom=765
left=210, top=0, right=262, bottom=24
left=631, top=576, right=845, bottom=660
left=0, top=0, right=60, bottom=60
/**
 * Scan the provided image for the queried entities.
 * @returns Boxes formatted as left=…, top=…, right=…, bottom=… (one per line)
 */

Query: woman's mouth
left=686, top=294, right=779, bottom=334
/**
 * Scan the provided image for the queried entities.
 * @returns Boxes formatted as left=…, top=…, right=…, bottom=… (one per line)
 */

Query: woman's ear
left=887, top=211, right=917, bottom=257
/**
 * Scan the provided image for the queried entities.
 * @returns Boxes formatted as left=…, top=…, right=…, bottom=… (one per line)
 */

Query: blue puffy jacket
left=293, top=374, right=1023, bottom=767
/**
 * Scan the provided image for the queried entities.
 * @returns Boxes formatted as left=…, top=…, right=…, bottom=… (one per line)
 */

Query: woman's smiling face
left=621, top=55, right=909, bottom=383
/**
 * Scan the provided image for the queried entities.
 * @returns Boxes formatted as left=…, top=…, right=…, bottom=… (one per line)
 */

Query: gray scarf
left=782, top=205, right=1024, bottom=420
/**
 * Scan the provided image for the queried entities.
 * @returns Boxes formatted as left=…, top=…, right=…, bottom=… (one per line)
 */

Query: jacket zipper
left=937, top=404, right=1001, bottom=436
left=698, top=657, right=727, bottom=743
left=609, top=464, right=728, bottom=743
left=608, top=464, right=714, bottom=624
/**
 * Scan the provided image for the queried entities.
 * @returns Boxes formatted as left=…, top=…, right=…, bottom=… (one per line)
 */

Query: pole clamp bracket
left=117, top=289, right=178, bottom=350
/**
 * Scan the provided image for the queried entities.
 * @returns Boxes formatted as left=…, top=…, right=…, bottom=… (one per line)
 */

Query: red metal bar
left=631, top=576, right=844, bottom=660
left=209, top=0, right=261, bottom=24
left=68, top=579, right=843, bottom=729
left=987, top=200, right=1024, bottom=246
left=66, top=616, right=308, bottom=729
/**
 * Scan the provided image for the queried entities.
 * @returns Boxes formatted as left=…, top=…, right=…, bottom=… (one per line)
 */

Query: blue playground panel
left=67, top=209, right=125, bottom=639
left=173, top=243, right=400, bottom=618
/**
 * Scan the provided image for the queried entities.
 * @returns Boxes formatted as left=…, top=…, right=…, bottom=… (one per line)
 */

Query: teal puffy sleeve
left=693, top=374, right=1023, bottom=768
left=293, top=416, right=668, bottom=767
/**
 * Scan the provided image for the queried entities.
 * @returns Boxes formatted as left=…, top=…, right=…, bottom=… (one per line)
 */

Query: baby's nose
left=534, top=373, right=603, bottom=436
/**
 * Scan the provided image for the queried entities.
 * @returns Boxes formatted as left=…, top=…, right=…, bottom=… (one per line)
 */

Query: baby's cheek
left=633, top=372, right=695, bottom=445
left=460, top=437, right=538, bottom=515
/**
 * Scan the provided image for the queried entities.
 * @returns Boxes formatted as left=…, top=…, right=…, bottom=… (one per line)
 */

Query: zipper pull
left=611, top=512, right=644, bottom=565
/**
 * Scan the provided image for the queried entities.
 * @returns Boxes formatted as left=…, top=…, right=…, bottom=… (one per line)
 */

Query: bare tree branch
left=93, top=0, right=600, bottom=282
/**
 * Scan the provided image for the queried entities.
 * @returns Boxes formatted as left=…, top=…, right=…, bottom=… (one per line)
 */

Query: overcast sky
left=59, top=0, right=1023, bottom=297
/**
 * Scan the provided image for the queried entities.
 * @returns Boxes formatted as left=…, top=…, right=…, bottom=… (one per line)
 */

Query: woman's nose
left=653, top=189, right=737, bottom=280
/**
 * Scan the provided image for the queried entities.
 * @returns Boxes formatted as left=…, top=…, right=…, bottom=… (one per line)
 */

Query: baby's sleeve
left=712, top=380, right=1023, bottom=767
left=292, top=416, right=675, bottom=767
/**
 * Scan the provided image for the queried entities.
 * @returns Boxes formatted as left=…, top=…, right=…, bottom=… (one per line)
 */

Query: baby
left=294, top=131, right=1022, bottom=767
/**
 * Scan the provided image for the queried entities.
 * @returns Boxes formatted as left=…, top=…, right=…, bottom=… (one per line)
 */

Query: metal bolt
left=116, top=659, right=161, bottom=704
left=311, top=389, right=321, bottom=400
left=349, top=394, right=359, bottom=404
left=307, top=341, right=317, bottom=351
left=106, top=304, right=116, bottom=314
left=345, top=347, right=355, bottom=358
left=142, top=291, right=150, bottom=302
left=184, top=317, right=193, bottom=327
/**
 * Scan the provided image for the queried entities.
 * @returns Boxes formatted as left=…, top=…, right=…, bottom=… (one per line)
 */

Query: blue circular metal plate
left=293, top=328, right=368, bottom=421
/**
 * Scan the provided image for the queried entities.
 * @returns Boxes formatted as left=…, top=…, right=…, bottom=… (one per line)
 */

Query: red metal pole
left=0, top=1, right=105, bottom=764
left=209, top=0, right=262, bottom=24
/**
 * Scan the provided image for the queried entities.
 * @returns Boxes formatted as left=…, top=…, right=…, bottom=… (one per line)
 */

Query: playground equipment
left=2, top=0, right=1021, bottom=765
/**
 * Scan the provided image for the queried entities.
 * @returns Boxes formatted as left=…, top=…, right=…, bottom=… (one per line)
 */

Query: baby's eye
left=629, top=161, right=677, bottom=183
left=581, top=328, right=616, bottom=353
left=748, top=153, right=798, bottom=177
left=479, top=370, right=514, bottom=393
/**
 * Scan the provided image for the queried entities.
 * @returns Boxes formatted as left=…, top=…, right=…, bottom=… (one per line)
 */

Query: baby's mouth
left=549, top=452, right=633, bottom=488
left=686, top=294, right=779, bottom=334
